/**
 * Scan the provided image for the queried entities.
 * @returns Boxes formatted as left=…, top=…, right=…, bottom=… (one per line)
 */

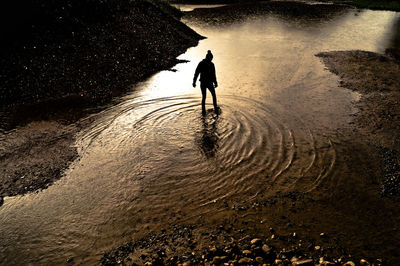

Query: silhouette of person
left=193, top=50, right=219, bottom=115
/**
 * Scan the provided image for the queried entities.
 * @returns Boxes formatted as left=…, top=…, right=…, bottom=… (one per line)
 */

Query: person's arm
left=193, top=62, right=201, bottom=87
left=212, top=63, right=218, bottom=88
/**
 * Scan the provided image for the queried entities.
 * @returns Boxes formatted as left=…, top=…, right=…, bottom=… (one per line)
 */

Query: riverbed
left=1, top=3, right=400, bottom=264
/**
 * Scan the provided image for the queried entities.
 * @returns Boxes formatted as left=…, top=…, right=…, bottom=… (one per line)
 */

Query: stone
left=242, top=250, right=252, bottom=255
left=360, top=259, right=370, bottom=265
left=343, top=262, right=356, bottom=266
left=314, top=245, right=321, bottom=251
left=212, top=256, right=227, bottom=264
left=274, top=259, right=283, bottom=265
left=209, top=246, right=217, bottom=253
left=320, top=232, right=326, bottom=238
left=255, top=257, right=263, bottom=263
left=238, top=257, right=253, bottom=264
left=292, top=258, right=313, bottom=265
left=250, top=238, right=262, bottom=246
left=144, top=262, right=152, bottom=266
left=262, top=244, right=272, bottom=254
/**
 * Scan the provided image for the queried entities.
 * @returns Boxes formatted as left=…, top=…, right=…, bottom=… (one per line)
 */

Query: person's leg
left=200, top=83, right=207, bottom=115
left=208, top=86, right=218, bottom=112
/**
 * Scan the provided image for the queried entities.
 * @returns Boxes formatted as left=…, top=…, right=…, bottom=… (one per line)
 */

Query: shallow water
left=1, top=6, right=399, bottom=265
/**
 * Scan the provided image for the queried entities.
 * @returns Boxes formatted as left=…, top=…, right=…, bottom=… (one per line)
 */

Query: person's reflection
left=198, top=114, right=219, bottom=158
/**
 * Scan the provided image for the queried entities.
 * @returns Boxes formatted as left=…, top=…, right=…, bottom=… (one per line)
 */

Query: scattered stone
left=343, top=261, right=356, bottom=266
left=292, top=258, right=313, bottom=265
left=209, top=246, right=217, bottom=253
left=250, top=238, right=262, bottom=246
left=274, top=259, right=283, bottom=265
left=320, top=233, right=326, bottom=238
left=238, top=257, right=253, bottom=264
left=360, top=259, right=370, bottom=265
left=314, top=245, right=321, bottom=251
left=212, top=256, right=227, bottom=264
left=262, top=244, right=272, bottom=254
left=255, top=256, right=263, bottom=263
left=242, top=250, right=252, bottom=256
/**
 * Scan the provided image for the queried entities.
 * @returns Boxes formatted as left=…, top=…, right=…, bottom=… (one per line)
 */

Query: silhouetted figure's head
left=206, top=50, right=213, bottom=61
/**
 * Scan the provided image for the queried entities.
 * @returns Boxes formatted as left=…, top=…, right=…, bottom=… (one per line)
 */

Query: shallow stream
left=1, top=5, right=399, bottom=264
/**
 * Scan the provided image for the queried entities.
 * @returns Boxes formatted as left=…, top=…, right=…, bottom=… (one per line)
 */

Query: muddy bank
left=0, top=0, right=201, bottom=200
left=317, top=50, right=400, bottom=196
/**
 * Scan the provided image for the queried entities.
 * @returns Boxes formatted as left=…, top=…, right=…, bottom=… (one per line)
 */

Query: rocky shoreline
left=101, top=223, right=380, bottom=265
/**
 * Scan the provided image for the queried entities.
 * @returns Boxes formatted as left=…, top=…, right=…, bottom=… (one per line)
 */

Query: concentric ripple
left=77, top=95, right=336, bottom=215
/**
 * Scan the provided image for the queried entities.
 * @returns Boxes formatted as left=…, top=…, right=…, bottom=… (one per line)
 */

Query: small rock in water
left=320, top=232, right=326, bottom=238
left=314, top=245, right=321, bottom=251
left=343, top=261, right=356, bottom=266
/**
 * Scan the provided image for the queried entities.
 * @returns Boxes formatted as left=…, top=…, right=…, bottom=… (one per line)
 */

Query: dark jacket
left=193, top=59, right=217, bottom=85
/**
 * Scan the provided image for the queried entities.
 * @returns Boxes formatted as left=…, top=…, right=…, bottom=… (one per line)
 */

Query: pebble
left=242, top=250, right=252, bottom=255
left=262, top=244, right=272, bottom=254
left=314, top=245, right=321, bottom=251
left=274, top=259, right=283, bottom=265
left=255, top=256, right=263, bottom=263
left=343, top=261, right=356, bottom=266
left=238, top=257, right=252, bottom=264
left=212, top=256, right=227, bottom=264
left=292, top=258, right=313, bottom=265
left=250, top=238, right=262, bottom=246
left=360, top=259, right=370, bottom=265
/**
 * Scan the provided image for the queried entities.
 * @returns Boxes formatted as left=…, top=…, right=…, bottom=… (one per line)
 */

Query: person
left=193, top=50, right=219, bottom=115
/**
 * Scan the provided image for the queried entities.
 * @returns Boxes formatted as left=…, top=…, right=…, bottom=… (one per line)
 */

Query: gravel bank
left=0, top=0, right=202, bottom=200
left=317, top=50, right=400, bottom=196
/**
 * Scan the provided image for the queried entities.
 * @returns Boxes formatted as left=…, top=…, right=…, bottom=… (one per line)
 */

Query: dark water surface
left=1, top=5, right=399, bottom=264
